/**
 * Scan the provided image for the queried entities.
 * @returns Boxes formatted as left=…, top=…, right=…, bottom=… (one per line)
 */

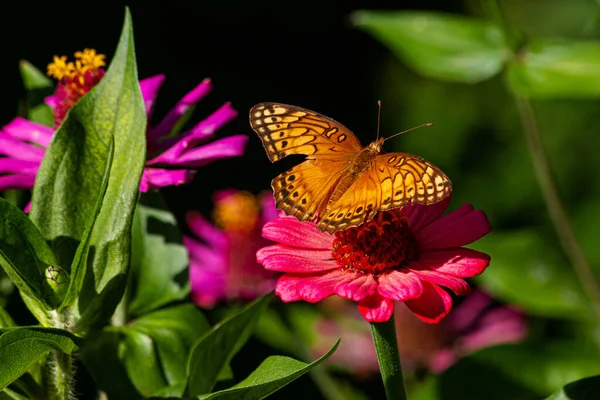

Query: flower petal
left=152, top=78, right=213, bottom=140
left=148, top=135, right=248, bottom=167
left=0, top=135, right=45, bottom=161
left=403, top=196, right=451, bottom=233
left=0, top=174, right=35, bottom=191
left=416, top=205, right=491, bottom=249
left=140, top=168, right=196, bottom=192
left=185, top=211, right=228, bottom=248
left=377, top=270, right=424, bottom=301
left=334, top=272, right=377, bottom=302
left=417, top=248, right=490, bottom=278
left=259, top=192, right=278, bottom=224
left=275, top=275, right=304, bottom=302
left=407, top=263, right=470, bottom=295
left=44, top=95, right=57, bottom=109
left=0, top=158, right=39, bottom=174
left=139, top=74, right=166, bottom=118
left=261, top=215, right=333, bottom=250
left=295, top=269, right=345, bottom=302
left=405, top=281, right=452, bottom=324
left=358, top=292, right=395, bottom=322
left=3, top=118, right=53, bottom=147
left=257, top=245, right=338, bottom=273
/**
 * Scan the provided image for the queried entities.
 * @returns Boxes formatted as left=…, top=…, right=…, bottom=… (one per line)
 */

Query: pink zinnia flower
left=185, top=190, right=279, bottom=308
left=0, top=49, right=247, bottom=199
left=257, top=197, right=492, bottom=323
left=311, top=290, right=527, bottom=375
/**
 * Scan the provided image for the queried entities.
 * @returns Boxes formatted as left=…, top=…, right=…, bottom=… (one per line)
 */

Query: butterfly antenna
left=384, top=122, right=434, bottom=142
left=376, top=100, right=382, bottom=142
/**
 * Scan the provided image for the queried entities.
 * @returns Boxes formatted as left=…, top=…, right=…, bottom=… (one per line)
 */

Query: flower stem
left=370, top=318, right=407, bottom=400
left=46, top=351, right=75, bottom=400
left=515, top=97, right=600, bottom=318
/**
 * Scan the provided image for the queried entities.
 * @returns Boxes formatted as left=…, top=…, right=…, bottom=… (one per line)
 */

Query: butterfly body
left=250, top=103, right=451, bottom=233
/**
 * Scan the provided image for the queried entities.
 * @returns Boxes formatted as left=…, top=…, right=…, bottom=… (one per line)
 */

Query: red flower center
left=47, top=49, right=106, bottom=127
left=331, top=211, right=417, bottom=275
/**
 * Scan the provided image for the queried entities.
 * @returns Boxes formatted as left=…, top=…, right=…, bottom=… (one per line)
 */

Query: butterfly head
left=367, top=138, right=385, bottom=154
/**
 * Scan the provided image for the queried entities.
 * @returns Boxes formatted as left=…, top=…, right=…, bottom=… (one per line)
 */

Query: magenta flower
left=311, top=290, right=527, bottom=375
left=257, top=197, right=492, bottom=323
left=0, top=50, right=247, bottom=197
left=185, top=190, right=279, bottom=308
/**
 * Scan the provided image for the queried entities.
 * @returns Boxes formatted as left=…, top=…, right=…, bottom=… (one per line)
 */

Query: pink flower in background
left=0, top=49, right=247, bottom=199
left=185, top=190, right=279, bottom=308
left=257, top=197, right=492, bottom=323
left=311, top=291, right=527, bottom=375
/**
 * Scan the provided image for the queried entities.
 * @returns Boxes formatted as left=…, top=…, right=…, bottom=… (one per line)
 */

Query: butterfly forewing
left=249, top=103, right=362, bottom=162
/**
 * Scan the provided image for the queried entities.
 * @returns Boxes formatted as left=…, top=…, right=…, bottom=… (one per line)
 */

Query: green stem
left=370, top=319, right=407, bottom=400
left=515, top=97, right=600, bottom=318
left=46, top=351, right=75, bottom=400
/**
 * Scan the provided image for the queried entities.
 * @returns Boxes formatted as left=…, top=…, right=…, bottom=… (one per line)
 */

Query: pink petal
left=139, top=168, right=196, bottom=192
left=185, top=211, right=228, bottom=248
left=152, top=78, right=213, bottom=140
left=260, top=193, right=278, bottom=223
left=358, top=292, right=395, bottom=322
left=0, top=136, right=45, bottom=161
left=446, top=290, right=494, bottom=332
left=377, top=270, right=424, bottom=301
left=44, top=95, right=57, bottom=109
left=3, top=118, right=54, bottom=147
left=416, top=205, right=491, bottom=250
left=459, top=307, right=527, bottom=352
left=139, top=74, right=166, bottom=118
left=148, top=135, right=248, bottom=167
left=403, top=196, right=451, bottom=232
left=0, top=174, right=35, bottom=191
left=295, top=269, right=345, bottom=302
left=0, top=158, right=39, bottom=174
left=262, top=215, right=333, bottom=250
left=405, top=282, right=452, bottom=324
left=416, top=248, right=490, bottom=278
left=333, top=272, right=377, bottom=302
left=275, top=275, right=304, bottom=302
left=407, top=263, right=471, bottom=295
left=257, top=245, right=338, bottom=273
left=158, top=102, right=238, bottom=149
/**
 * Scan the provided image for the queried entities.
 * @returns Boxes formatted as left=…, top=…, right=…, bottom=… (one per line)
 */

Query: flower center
left=212, top=191, right=260, bottom=235
left=47, top=49, right=106, bottom=127
left=331, top=211, right=417, bottom=275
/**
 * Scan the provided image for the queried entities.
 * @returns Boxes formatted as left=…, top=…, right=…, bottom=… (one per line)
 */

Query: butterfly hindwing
left=316, top=152, right=451, bottom=233
left=250, top=103, right=362, bottom=162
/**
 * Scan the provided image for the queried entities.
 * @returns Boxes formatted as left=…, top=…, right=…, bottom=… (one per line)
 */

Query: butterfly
left=249, top=102, right=451, bottom=233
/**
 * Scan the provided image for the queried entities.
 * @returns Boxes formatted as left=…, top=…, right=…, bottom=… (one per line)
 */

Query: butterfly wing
left=249, top=103, right=362, bottom=161
left=250, top=103, right=362, bottom=221
left=317, top=152, right=452, bottom=233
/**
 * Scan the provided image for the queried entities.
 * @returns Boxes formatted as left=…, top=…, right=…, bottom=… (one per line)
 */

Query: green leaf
left=352, top=11, right=508, bottom=83
left=186, top=293, right=273, bottom=397
left=198, top=340, right=340, bottom=400
left=0, top=388, right=30, bottom=400
left=29, top=8, right=147, bottom=334
left=122, top=305, right=210, bottom=397
left=437, top=341, right=600, bottom=399
left=18, top=60, right=54, bottom=126
left=0, top=327, right=79, bottom=390
left=474, top=230, right=591, bottom=319
left=0, top=307, right=14, bottom=329
left=546, top=375, right=600, bottom=400
left=0, top=198, right=62, bottom=317
left=79, top=331, right=142, bottom=400
left=507, top=39, right=600, bottom=98
left=129, top=192, right=189, bottom=317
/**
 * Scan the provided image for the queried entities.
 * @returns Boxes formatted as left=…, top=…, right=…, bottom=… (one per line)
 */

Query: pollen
left=46, top=49, right=107, bottom=127
left=213, top=191, right=260, bottom=235
left=331, top=211, right=417, bottom=275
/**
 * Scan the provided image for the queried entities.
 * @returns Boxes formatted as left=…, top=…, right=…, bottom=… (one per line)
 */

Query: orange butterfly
left=250, top=103, right=451, bottom=233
